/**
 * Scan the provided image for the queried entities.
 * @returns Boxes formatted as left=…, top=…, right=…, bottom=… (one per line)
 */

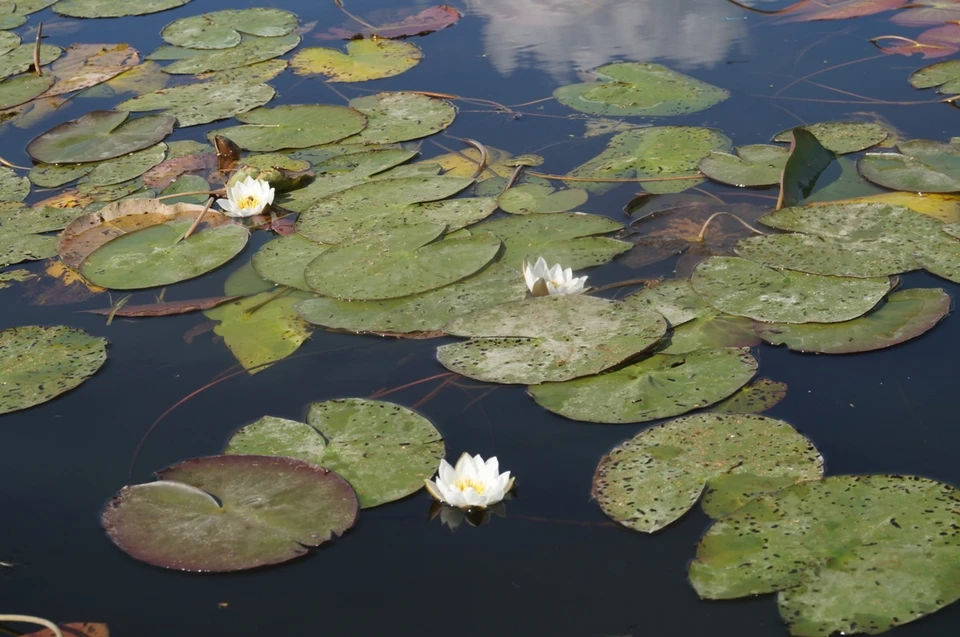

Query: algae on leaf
left=291, top=39, right=423, bottom=82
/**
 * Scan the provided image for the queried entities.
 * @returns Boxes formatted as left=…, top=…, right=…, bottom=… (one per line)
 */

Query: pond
left=3, top=0, right=960, bottom=635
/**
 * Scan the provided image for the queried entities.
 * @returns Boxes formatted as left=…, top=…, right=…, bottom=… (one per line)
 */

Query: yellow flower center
left=238, top=195, right=261, bottom=210
left=454, top=478, right=486, bottom=494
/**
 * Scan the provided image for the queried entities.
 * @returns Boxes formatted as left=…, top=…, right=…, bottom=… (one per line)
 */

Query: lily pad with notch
left=772, top=121, right=888, bottom=154
left=858, top=139, right=960, bottom=193
left=161, top=8, right=298, bottom=50
left=699, top=145, right=789, bottom=187
left=211, top=104, right=367, bottom=151
left=497, top=183, right=589, bottom=214
left=712, top=378, right=788, bottom=414
left=117, top=81, right=276, bottom=127
left=154, top=34, right=300, bottom=75
left=27, top=110, right=175, bottom=164
left=291, top=39, right=422, bottom=82
left=345, top=92, right=456, bottom=145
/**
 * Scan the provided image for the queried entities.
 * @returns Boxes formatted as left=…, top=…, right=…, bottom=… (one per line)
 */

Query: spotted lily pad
left=712, top=378, right=788, bottom=414
left=161, top=8, right=298, bottom=50
left=772, top=121, right=888, bottom=154
left=858, top=139, right=960, bottom=193
left=0, top=73, right=55, bottom=109
left=593, top=414, right=822, bottom=533
left=554, top=62, right=729, bottom=117
left=689, top=475, right=960, bottom=637
left=755, top=288, right=950, bottom=353
left=225, top=399, right=444, bottom=508
left=497, top=184, right=588, bottom=214
left=529, top=347, right=758, bottom=424
left=910, top=59, right=960, bottom=94
left=659, top=310, right=762, bottom=355
left=0, top=165, right=28, bottom=201
left=0, top=325, right=107, bottom=415
left=346, top=92, right=456, bottom=144
left=623, top=279, right=707, bottom=326
left=291, top=39, right=423, bottom=82
left=471, top=212, right=631, bottom=269
left=304, top=222, right=500, bottom=300
left=568, top=126, right=731, bottom=195
left=699, top=145, right=790, bottom=187
left=1, top=205, right=87, bottom=267
left=156, top=34, right=300, bottom=75
left=79, top=143, right=167, bottom=188
left=117, top=81, right=276, bottom=127
left=691, top=257, right=891, bottom=324
left=251, top=234, right=327, bottom=291
left=80, top=218, right=248, bottom=289
left=27, top=110, right=175, bottom=164
left=101, top=455, right=357, bottom=572
left=437, top=295, right=667, bottom=385
left=296, top=262, right=528, bottom=336
left=0, top=43, right=61, bottom=80
left=212, top=104, right=367, bottom=151
left=55, top=0, right=193, bottom=18
left=778, top=128, right=837, bottom=209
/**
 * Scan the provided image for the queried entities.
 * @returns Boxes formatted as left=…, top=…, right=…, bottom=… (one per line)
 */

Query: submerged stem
left=697, top=212, right=766, bottom=242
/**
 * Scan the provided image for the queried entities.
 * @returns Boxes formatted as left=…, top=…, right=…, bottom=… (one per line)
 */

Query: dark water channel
left=3, top=1, right=960, bottom=635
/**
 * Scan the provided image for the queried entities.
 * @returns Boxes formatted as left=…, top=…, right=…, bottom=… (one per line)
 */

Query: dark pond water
left=3, top=0, right=960, bottom=635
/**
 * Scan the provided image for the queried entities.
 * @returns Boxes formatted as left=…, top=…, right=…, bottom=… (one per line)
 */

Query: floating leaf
left=158, top=174, right=209, bottom=205
left=41, top=43, right=140, bottom=98
left=296, top=262, right=527, bottom=335
left=772, top=121, right=888, bottom=155
left=699, top=145, right=789, bottom=187
left=593, top=414, right=822, bottom=533
left=251, top=234, right=327, bottom=290
left=346, top=92, right=455, bottom=144
left=0, top=73, right=55, bottom=109
left=0, top=267, right=34, bottom=288
left=568, top=126, right=731, bottom=195
left=0, top=165, right=28, bottom=201
left=79, top=143, right=167, bottom=187
left=554, top=62, right=729, bottom=117
left=497, top=184, right=588, bottom=214
left=156, top=34, right=300, bottom=75
left=892, top=0, right=960, bottom=27
left=117, top=81, right=276, bottom=127
left=204, top=292, right=312, bottom=373
left=756, top=288, right=950, bottom=353
left=141, top=148, right=217, bottom=189
left=910, top=58, right=960, bottom=94
left=161, top=8, right=298, bottom=50
left=55, top=0, right=193, bottom=18
left=858, top=139, right=960, bottom=193
left=27, top=110, right=175, bottom=164
left=319, top=5, right=461, bottom=40
left=80, top=218, right=248, bottom=290
left=712, top=378, right=788, bottom=414
left=529, top=347, right=758, bottom=424
left=779, top=0, right=908, bottom=22
left=623, top=278, right=707, bottom=326
left=660, top=310, right=761, bottom=355
left=225, top=399, right=444, bottom=508
left=437, top=295, right=667, bottom=384
left=427, top=146, right=543, bottom=181
left=101, top=455, right=357, bottom=572
left=0, top=30, right=19, bottom=56
left=691, top=257, right=890, bottom=324
left=0, top=43, right=61, bottom=80
left=0, top=325, right=107, bottom=415
left=291, top=39, right=422, bottom=82
left=211, top=104, right=366, bottom=151
left=199, top=58, right=287, bottom=84
left=471, top=212, right=630, bottom=269
left=689, top=474, right=960, bottom=637
left=304, top=222, right=500, bottom=300
left=777, top=128, right=837, bottom=210
left=0, top=232, right=57, bottom=267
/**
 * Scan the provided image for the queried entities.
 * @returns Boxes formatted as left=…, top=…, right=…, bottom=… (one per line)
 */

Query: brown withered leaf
left=317, top=5, right=461, bottom=40
left=141, top=152, right=218, bottom=189
left=22, top=622, right=109, bottom=637
left=23, top=260, right=105, bottom=306
left=82, top=295, right=241, bottom=317
left=40, top=43, right=139, bottom=98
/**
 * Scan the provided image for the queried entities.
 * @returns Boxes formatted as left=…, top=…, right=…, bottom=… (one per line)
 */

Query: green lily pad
left=712, top=378, right=788, bottom=414
left=0, top=165, right=28, bottom=201
left=772, top=121, right=888, bottom=154
left=200, top=58, right=287, bottom=84
left=437, top=296, right=667, bottom=385
left=0, top=73, right=55, bottom=109
left=251, top=234, right=328, bottom=291
left=593, top=414, right=822, bottom=533
left=161, top=8, right=298, bottom=50
left=117, top=81, right=276, bottom=127
left=27, top=110, right=175, bottom=164
left=28, top=162, right=93, bottom=188
left=80, top=218, right=248, bottom=290
left=690, top=257, right=891, bottom=324
left=497, top=184, right=589, bottom=214
left=910, top=59, right=960, bottom=94
left=699, top=145, right=790, bottom=187
left=304, top=222, right=500, bottom=300
left=913, top=231, right=960, bottom=282
left=858, top=139, right=960, bottom=193
left=0, top=232, right=57, bottom=267
left=568, top=126, right=731, bottom=195
left=554, top=62, right=729, bottom=117
left=659, top=310, right=762, bottom=355
left=756, top=288, right=950, bottom=353
left=80, top=177, right=151, bottom=202
left=212, top=104, right=367, bottom=151
left=0, top=268, right=33, bottom=289
left=0, top=30, right=19, bottom=56
left=156, top=34, right=300, bottom=75
left=346, top=92, right=456, bottom=144
left=0, top=325, right=108, bottom=415
left=1, top=204, right=85, bottom=235
left=158, top=174, right=209, bottom=205
left=79, top=143, right=167, bottom=188
left=471, top=212, right=631, bottom=270
left=291, top=39, right=422, bottom=82
left=529, top=347, right=758, bottom=424
left=204, top=292, right=312, bottom=374
left=689, top=475, right=960, bottom=637
left=296, top=262, right=528, bottom=335
left=778, top=128, right=837, bottom=209
left=55, top=0, right=193, bottom=18
left=101, top=455, right=357, bottom=573
left=295, top=175, right=473, bottom=244
left=622, top=279, right=707, bottom=326
left=0, top=43, right=61, bottom=80
left=225, top=399, right=444, bottom=508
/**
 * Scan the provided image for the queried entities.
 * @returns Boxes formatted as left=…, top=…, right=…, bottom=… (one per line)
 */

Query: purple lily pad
left=102, top=455, right=358, bottom=572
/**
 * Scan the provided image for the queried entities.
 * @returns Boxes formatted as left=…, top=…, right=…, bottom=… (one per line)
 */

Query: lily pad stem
left=586, top=278, right=660, bottom=295
left=242, top=286, right=290, bottom=315
left=501, top=163, right=525, bottom=194
left=332, top=0, right=380, bottom=33
left=696, top=212, right=766, bottom=243
left=458, top=138, right=488, bottom=179
left=179, top=197, right=214, bottom=243
left=32, top=23, right=42, bottom=77
left=0, top=615, right=63, bottom=637
left=0, top=156, right=29, bottom=170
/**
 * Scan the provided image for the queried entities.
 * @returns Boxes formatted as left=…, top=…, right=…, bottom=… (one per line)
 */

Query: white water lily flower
left=522, top=256, right=588, bottom=296
left=424, top=452, right=514, bottom=509
left=216, top=176, right=275, bottom=218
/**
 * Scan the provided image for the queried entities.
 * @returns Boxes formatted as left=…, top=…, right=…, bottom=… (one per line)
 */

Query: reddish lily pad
left=101, top=455, right=358, bottom=572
